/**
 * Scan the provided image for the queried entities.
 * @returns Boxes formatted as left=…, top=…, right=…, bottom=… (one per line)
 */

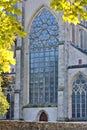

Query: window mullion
left=75, top=92, right=77, bottom=118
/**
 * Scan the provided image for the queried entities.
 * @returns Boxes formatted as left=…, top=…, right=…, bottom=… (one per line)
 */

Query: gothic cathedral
left=14, top=0, right=87, bottom=121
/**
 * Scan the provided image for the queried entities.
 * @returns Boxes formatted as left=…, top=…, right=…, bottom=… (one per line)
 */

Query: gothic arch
left=36, top=110, right=49, bottom=121
left=29, top=6, right=59, bottom=106
left=39, top=112, right=48, bottom=121
left=27, top=6, right=58, bottom=34
left=71, top=71, right=87, bottom=87
left=69, top=72, right=87, bottom=119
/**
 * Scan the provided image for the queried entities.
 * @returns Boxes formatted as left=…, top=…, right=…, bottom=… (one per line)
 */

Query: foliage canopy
left=0, top=0, right=26, bottom=73
left=0, top=0, right=26, bottom=116
left=50, top=0, right=87, bottom=25
left=0, top=87, right=9, bottom=116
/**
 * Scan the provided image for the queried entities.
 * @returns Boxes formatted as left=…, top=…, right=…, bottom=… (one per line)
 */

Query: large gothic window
left=72, top=74, right=87, bottom=119
left=29, top=8, right=59, bottom=106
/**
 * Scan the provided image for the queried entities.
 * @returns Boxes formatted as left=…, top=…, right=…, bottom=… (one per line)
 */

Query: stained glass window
left=72, top=74, right=87, bottom=119
left=29, top=8, right=59, bottom=106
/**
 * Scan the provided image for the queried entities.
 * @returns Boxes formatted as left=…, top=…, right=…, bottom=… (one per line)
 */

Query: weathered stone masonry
left=1, top=121, right=87, bottom=130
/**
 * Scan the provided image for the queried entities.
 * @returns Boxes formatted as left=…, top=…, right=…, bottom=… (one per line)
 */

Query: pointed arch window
left=29, top=8, right=59, bottom=106
left=72, top=24, right=75, bottom=44
left=72, top=74, right=87, bottom=119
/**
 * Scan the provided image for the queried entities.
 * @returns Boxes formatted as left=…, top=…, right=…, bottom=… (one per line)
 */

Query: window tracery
left=72, top=74, right=87, bottom=119
left=29, top=8, right=59, bottom=106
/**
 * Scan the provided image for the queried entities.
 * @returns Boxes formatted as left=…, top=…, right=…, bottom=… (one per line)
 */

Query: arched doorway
left=39, top=112, right=48, bottom=121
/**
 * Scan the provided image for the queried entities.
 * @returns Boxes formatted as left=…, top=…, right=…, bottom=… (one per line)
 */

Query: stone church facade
left=14, top=0, right=87, bottom=121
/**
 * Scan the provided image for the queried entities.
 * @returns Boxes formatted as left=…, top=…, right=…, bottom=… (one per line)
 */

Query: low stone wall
left=0, top=121, right=87, bottom=130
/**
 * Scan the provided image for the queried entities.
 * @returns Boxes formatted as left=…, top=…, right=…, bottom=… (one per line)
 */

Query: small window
left=78, top=59, right=82, bottom=65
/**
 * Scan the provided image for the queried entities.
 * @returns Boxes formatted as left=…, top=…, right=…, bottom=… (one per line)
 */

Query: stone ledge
left=68, top=64, right=87, bottom=69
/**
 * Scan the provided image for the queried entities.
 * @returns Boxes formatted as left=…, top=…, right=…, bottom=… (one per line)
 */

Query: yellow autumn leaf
left=50, top=0, right=87, bottom=25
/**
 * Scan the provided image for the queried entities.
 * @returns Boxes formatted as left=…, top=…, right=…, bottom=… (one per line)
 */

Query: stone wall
left=23, top=107, right=57, bottom=121
left=0, top=121, right=87, bottom=130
